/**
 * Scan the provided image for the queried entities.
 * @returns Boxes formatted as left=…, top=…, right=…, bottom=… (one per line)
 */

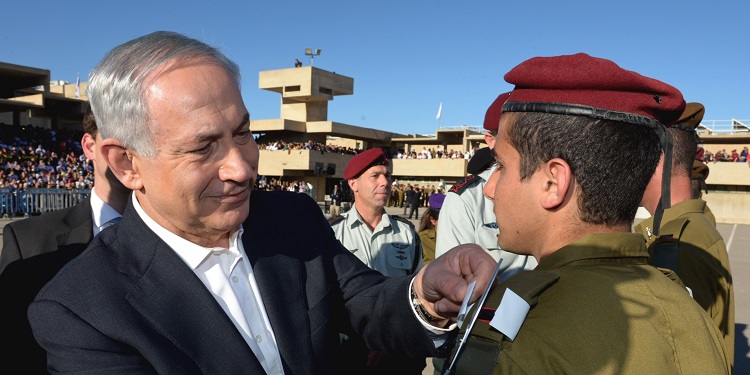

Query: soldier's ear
left=348, top=178, right=357, bottom=193
left=539, top=158, right=572, bottom=210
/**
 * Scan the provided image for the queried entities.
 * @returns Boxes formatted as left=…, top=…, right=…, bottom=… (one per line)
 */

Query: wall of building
left=0, top=112, right=50, bottom=128
left=706, top=162, right=750, bottom=186
left=704, top=191, right=750, bottom=224
left=392, top=158, right=468, bottom=180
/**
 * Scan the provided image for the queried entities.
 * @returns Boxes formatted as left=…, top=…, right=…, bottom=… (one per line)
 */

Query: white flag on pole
left=436, top=101, right=443, bottom=120
left=75, top=72, right=80, bottom=99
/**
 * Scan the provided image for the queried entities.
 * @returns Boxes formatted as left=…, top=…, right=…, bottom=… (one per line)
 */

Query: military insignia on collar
left=483, top=222, right=499, bottom=229
left=645, top=227, right=652, bottom=239
left=391, top=243, right=410, bottom=249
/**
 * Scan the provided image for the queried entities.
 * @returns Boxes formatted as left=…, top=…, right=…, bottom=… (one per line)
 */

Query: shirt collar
left=477, top=163, right=498, bottom=181
left=535, top=233, right=648, bottom=271
left=90, top=186, right=121, bottom=229
left=347, top=202, right=391, bottom=230
left=131, top=191, right=244, bottom=270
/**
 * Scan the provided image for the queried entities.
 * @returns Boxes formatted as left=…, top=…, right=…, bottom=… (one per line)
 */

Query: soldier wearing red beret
left=636, top=102, right=734, bottom=366
left=447, top=53, right=731, bottom=374
left=330, top=148, right=426, bottom=374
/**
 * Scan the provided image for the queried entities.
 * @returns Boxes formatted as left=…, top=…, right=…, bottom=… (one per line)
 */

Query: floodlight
left=305, top=48, right=322, bottom=66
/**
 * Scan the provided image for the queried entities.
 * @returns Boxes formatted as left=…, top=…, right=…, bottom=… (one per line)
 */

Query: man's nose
left=219, top=146, right=253, bottom=183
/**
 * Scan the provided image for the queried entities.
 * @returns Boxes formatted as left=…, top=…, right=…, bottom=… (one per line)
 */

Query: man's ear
left=81, top=133, right=96, bottom=161
left=483, top=132, right=496, bottom=149
left=100, top=139, right=143, bottom=191
left=347, top=178, right=357, bottom=193
left=540, top=158, right=572, bottom=210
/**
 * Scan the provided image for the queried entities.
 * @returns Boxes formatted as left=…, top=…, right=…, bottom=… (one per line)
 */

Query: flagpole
left=436, top=101, right=443, bottom=128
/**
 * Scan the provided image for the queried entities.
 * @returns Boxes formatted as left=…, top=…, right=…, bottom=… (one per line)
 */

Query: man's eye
left=191, top=144, right=211, bottom=154
left=236, top=130, right=252, bottom=144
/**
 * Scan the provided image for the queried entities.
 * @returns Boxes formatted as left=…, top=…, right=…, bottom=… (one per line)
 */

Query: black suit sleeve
left=298, top=194, right=437, bottom=357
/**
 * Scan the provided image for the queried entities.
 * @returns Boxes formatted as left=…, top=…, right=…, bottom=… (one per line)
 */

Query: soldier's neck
left=356, top=205, right=385, bottom=231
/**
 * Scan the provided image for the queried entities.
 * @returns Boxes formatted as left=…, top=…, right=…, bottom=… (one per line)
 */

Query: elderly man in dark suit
left=0, top=107, right=131, bottom=374
left=27, top=31, right=495, bottom=374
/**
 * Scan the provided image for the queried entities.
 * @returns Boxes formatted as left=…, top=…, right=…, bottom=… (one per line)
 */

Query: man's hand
left=413, top=244, right=496, bottom=324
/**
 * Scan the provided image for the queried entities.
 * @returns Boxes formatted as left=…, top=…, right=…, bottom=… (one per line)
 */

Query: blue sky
left=2, top=0, right=748, bottom=135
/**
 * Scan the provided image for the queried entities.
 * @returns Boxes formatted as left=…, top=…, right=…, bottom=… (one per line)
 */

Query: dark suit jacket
left=28, top=191, right=437, bottom=374
left=0, top=198, right=94, bottom=374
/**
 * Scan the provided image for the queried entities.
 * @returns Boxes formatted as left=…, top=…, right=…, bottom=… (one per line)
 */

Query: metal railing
left=698, top=119, right=750, bottom=135
left=0, top=188, right=90, bottom=218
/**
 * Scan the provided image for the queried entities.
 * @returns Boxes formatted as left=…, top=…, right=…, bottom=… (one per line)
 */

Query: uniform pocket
left=386, top=243, right=413, bottom=270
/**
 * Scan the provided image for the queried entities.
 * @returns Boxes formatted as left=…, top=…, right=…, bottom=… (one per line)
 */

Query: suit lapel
left=245, top=216, right=315, bottom=374
left=118, top=205, right=267, bottom=374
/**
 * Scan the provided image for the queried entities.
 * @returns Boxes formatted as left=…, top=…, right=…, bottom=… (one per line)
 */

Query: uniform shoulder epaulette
left=449, top=174, right=481, bottom=195
left=327, top=214, right=345, bottom=226
left=391, top=215, right=416, bottom=230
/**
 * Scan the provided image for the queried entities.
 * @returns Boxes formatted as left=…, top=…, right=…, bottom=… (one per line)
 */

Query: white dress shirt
left=131, top=193, right=284, bottom=375
left=90, top=187, right=122, bottom=237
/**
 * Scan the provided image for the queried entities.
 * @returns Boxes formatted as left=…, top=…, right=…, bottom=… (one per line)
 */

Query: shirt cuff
left=408, top=277, right=457, bottom=347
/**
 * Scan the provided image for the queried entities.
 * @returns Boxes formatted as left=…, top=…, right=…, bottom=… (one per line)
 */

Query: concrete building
left=0, top=62, right=87, bottom=129
left=249, top=66, right=483, bottom=203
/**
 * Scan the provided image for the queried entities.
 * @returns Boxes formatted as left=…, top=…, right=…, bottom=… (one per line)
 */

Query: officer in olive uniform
left=448, top=54, right=730, bottom=374
left=329, top=148, right=425, bottom=374
left=635, top=102, right=734, bottom=365
left=436, top=92, right=536, bottom=278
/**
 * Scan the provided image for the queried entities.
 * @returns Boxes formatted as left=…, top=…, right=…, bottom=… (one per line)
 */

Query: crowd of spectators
left=0, top=123, right=91, bottom=190
left=393, top=147, right=473, bottom=160
left=256, top=139, right=361, bottom=155
left=254, top=176, right=313, bottom=196
left=699, top=146, right=749, bottom=163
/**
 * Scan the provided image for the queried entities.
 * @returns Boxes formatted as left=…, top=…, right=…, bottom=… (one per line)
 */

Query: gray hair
left=87, top=31, right=241, bottom=157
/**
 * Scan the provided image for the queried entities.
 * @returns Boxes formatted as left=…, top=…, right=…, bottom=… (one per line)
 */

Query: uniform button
left=232, top=276, right=239, bottom=283
left=256, top=335, right=262, bottom=343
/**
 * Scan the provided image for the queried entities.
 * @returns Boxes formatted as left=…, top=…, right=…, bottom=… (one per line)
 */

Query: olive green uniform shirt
left=419, top=228, right=436, bottom=266
left=458, top=233, right=731, bottom=374
left=635, top=199, right=734, bottom=364
left=331, top=203, right=422, bottom=276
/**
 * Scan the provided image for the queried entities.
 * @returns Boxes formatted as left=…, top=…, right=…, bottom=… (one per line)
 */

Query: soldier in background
left=329, top=148, right=425, bottom=374
left=419, top=193, right=446, bottom=266
left=435, top=92, right=536, bottom=274
left=636, top=102, right=734, bottom=366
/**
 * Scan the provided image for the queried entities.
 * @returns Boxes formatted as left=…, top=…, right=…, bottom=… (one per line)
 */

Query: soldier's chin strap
left=652, top=125, right=673, bottom=238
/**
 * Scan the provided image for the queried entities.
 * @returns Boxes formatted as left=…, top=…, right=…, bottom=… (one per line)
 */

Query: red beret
left=503, top=53, right=685, bottom=127
left=343, top=148, right=389, bottom=180
left=483, top=92, right=511, bottom=131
